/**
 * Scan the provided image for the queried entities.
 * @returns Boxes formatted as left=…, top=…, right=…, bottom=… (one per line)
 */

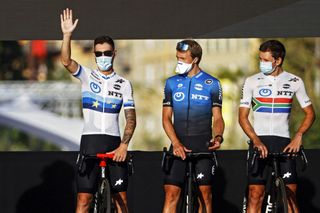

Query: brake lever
left=161, top=147, right=168, bottom=171
left=300, top=147, right=308, bottom=172
left=212, top=152, right=219, bottom=168
left=250, top=148, right=259, bottom=172
left=77, top=153, right=85, bottom=173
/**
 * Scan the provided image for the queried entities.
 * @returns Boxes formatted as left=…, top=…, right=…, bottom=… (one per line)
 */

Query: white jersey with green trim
left=240, top=71, right=311, bottom=138
left=73, top=65, right=135, bottom=136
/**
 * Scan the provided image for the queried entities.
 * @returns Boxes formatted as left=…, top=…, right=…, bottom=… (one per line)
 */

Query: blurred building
left=0, top=39, right=260, bottom=151
left=112, top=39, right=260, bottom=150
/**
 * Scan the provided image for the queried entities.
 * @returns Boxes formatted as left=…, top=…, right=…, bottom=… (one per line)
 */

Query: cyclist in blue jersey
left=60, top=9, right=136, bottom=213
left=162, top=40, right=225, bottom=213
left=239, top=40, right=315, bottom=212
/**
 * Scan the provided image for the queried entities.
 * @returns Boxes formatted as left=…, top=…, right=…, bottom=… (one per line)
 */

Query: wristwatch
left=214, top=135, right=224, bottom=144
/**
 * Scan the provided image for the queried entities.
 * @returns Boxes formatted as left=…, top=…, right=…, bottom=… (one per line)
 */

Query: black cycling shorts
left=164, top=135, right=216, bottom=187
left=247, top=136, right=297, bottom=185
left=76, top=134, right=128, bottom=193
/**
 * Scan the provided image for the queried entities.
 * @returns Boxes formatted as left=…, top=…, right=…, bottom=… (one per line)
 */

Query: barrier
left=0, top=150, right=319, bottom=212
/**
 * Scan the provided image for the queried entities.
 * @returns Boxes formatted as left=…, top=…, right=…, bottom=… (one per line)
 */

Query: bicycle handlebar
left=162, top=147, right=219, bottom=171
left=250, top=146, right=308, bottom=172
left=89, top=153, right=115, bottom=159
left=166, top=151, right=216, bottom=159
left=77, top=152, right=116, bottom=173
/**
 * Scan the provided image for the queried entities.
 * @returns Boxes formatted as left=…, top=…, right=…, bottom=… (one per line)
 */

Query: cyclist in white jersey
left=60, top=9, right=136, bottom=213
left=239, top=40, right=315, bottom=213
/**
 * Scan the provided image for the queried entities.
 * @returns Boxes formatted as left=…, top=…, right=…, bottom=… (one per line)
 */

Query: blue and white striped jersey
left=73, top=65, right=135, bottom=136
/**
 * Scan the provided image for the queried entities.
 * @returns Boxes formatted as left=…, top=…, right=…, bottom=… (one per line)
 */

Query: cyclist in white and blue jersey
left=60, top=9, right=136, bottom=213
left=162, top=40, right=225, bottom=213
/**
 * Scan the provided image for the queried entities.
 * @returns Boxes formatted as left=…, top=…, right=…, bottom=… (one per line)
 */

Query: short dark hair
left=178, top=40, right=202, bottom=64
left=94, top=36, right=115, bottom=50
left=259, top=40, right=286, bottom=66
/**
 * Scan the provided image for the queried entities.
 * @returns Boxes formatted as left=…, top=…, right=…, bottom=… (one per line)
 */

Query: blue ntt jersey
left=163, top=70, right=222, bottom=137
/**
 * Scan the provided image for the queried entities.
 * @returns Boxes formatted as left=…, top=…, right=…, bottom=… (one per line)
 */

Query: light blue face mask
left=96, top=56, right=113, bottom=71
left=259, top=61, right=276, bottom=75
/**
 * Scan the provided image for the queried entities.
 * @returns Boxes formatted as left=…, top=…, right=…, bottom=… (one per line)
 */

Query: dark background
left=0, top=150, right=319, bottom=212
left=0, top=0, right=320, bottom=40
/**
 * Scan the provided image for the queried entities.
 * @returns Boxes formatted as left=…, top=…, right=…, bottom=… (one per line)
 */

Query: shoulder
left=197, top=70, right=221, bottom=87
left=167, top=74, right=182, bottom=81
left=113, top=73, right=132, bottom=85
left=165, top=74, right=183, bottom=86
left=73, top=64, right=93, bottom=77
left=283, top=71, right=303, bottom=83
left=241, top=73, right=264, bottom=88
left=246, top=72, right=264, bottom=82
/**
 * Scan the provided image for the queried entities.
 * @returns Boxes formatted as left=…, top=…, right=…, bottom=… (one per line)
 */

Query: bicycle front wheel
left=274, top=177, right=288, bottom=213
left=97, top=178, right=112, bottom=213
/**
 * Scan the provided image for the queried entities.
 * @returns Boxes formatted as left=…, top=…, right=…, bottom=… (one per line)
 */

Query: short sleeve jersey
left=240, top=71, right=311, bottom=138
left=73, top=65, right=135, bottom=136
left=163, top=70, right=223, bottom=137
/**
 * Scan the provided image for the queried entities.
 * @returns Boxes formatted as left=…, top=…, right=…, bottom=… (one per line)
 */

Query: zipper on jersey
left=271, top=78, right=276, bottom=135
left=101, top=80, right=107, bottom=133
left=186, top=79, right=192, bottom=135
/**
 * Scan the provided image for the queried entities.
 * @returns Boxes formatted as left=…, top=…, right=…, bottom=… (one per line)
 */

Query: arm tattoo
left=122, top=109, right=136, bottom=145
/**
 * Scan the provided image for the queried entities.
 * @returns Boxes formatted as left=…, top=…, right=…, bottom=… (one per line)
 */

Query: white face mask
left=96, top=56, right=113, bottom=71
left=175, top=61, right=193, bottom=75
left=259, top=61, right=276, bottom=75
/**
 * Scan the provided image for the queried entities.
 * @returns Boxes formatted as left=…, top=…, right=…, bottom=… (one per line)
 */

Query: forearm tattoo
left=122, top=109, right=136, bottom=144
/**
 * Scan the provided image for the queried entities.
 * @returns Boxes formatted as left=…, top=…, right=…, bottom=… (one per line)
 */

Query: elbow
left=129, top=119, right=136, bottom=130
left=308, top=106, right=316, bottom=124
left=162, top=117, right=169, bottom=129
left=162, top=119, right=166, bottom=129
left=216, top=117, right=225, bottom=128
left=238, top=114, right=242, bottom=125
left=238, top=115, right=246, bottom=128
left=132, top=120, right=137, bottom=130
left=60, top=57, right=71, bottom=67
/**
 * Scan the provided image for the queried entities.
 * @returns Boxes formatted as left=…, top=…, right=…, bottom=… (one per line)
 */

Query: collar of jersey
left=265, top=70, right=286, bottom=82
left=181, top=70, right=203, bottom=79
left=97, top=70, right=116, bottom=80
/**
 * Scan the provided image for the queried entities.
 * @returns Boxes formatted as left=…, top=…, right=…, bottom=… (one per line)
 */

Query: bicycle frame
left=162, top=147, right=218, bottom=213
left=78, top=153, right=115, bottom=213
left=247, top=147, right=308, bottom=213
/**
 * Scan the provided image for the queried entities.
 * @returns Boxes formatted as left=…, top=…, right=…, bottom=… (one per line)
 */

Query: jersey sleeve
left=211, top=79, right=223, bottom=107
left=72, top=64, right=91, bottom=83
left=239, top=78, right=252, bottom=108
left=163, top=79, right=173, bottom=107
left=295, top=78, right=312, bottom=108
left=123, top=80, right=135, bottom=109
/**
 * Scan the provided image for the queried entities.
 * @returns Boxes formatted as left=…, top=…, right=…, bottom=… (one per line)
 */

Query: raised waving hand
left=60, top=8, right=79, bottom=35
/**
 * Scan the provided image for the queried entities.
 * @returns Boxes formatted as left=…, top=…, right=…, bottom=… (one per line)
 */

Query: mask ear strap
left=193, top=58, right=198, bottom=64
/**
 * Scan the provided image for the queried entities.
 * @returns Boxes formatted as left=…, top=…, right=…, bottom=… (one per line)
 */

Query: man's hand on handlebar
left=283, top=133, right=302, bottom=153
left=110, top=143, right=128, bottom=162
left=253, top=139, right=268, bottom=159
left=172, top=142, right=191, bottom=160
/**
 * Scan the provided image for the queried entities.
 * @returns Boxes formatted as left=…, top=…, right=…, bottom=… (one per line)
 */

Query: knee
left=202, top=192, right=212, bottom=203
left=164, top=188, right=180, bottom=202
left=77, top=193, right=93, bottom=207
left=248, top=187, right=264, bottom=204
left=199, top=188, right=212, bottom=203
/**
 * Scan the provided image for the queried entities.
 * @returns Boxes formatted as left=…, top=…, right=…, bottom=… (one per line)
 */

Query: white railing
left=0, top=81, right=82, bottom=117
